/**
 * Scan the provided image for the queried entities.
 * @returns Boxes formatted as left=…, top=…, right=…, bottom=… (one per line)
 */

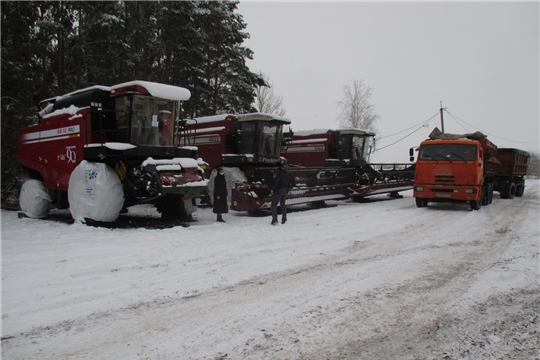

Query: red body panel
left=281, top=130, right=334, bottom=167
left=17, top=109, right=92, bottom=191
left=186, top=115, right=235, bottom=177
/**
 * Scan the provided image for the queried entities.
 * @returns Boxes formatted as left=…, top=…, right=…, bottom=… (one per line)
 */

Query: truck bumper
left=413, top=184, right=482, bottom=202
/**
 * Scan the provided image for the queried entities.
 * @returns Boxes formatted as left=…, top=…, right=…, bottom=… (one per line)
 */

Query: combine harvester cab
left=17, top=81, right=208, bottom=222
left=181, top=113, right=291, bottom=212
left=281, top=128, right=415, bottom=204
left=411, top=128, right=529, bottom=210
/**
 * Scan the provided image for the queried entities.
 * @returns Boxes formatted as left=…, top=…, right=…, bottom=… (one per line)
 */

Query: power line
left=444, top=110, right=539, bottom=145
left=373, top=112, right=439, bottom=152
left=377, top=112, right=439, bottom=140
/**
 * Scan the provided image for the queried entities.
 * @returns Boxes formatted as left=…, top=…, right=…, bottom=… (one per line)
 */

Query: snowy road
left=2, top=180, right=539, bottom=359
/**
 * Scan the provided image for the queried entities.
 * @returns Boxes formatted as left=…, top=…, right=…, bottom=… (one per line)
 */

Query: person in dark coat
left=213, top=167, right=228, bottom=222
left=270, top=164, right=290, bottom=225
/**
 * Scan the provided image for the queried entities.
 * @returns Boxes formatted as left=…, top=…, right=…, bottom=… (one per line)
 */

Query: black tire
left=156, top=195, right=190, bottom=221
left=515, top=180, right=525, bottom=197
left=488, top=182, right=494, bottom=204
left=506, top=182, right=516, bottom=199
left=470, top=199, right=481, bottom=211
left=481, top=184, right=490, bottom=206
left=415, top=198, right=428, bottom=208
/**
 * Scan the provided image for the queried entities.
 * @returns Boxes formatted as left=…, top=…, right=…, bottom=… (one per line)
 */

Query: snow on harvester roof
left=40, top=81, right=190, bottom=109
left=293, top=128, right=376, bottom=137
left=188, top=113, right=291, bottom=125
left=111, top=80, right=191, bottom=101
left=236, top=112, right=291, bottom=124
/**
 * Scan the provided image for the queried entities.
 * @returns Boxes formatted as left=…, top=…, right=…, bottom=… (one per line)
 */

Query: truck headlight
left=415, top=186, right=424, bottom=192
left=465, top=189, right=477, bottom=194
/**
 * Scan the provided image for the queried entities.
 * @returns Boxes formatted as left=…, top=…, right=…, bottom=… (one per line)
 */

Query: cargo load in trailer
left=410, top=127, right=529, bottom=210
left=17, top=81, right=208, bottom=222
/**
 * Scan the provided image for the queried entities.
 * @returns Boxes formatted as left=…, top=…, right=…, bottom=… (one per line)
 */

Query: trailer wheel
left=415, top=198, right=428, bottom=208
left=505, top=182, right=516, bottom=199
left=515, top=180, right=525, bottom=197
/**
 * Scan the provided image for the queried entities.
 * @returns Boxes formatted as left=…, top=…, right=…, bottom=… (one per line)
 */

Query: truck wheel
left=68, top=161, right=124, bottom=222
left=481, top=184, right=490, bottom=206
left=415, top=198, right=428, bottom=208
left=487, top=183, right=494, bottom=204
left=19, top=179, right=52, bottom=218
left=505, top=182, right=516, bottom=199
left=470, top=199, right=481, bottom=211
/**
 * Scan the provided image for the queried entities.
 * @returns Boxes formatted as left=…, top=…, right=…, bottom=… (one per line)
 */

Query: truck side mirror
left=409, top=147, right=415, bottom=162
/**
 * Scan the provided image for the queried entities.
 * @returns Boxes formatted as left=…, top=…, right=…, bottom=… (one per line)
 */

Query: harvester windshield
left=337, top=131, right=375, bottom=162
left=115, top=94, right=176, bottom=146
left=239, top=121, right=284, bottom=159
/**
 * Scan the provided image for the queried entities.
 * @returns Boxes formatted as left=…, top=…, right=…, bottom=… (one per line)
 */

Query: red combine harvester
left=17, top=81, right=208, bottom=222
left=180, top=113, right=291, bottom=209
left=280, top=129, right=415, bottom=205
left=181, top=116, right=414, bottom=212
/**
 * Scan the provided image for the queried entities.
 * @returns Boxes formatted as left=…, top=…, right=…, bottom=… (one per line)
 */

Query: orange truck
left=410, top=128, right=529, bottom=210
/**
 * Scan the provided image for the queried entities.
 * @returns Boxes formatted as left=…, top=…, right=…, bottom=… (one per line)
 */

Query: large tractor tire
left=68, top=161, right=124, bottom=222
left=19, top=179, right=52, bottom=218
left=156, top=194, right=190, bottom=222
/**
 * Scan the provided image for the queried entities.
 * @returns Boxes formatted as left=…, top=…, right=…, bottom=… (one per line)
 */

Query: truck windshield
left=419, top=144, right=477, bottom=161
left=115, top=94, right=177, bottom=146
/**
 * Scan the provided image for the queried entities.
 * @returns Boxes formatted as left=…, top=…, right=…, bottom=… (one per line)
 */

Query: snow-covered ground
left=2, top=180, right=539, bottom=359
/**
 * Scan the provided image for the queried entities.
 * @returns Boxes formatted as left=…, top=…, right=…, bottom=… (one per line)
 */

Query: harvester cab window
left=259, top=122, right=282, bottom=158
left=239, top=122, right=256, bottom=155
left=420, top=144, right=477, bottom=161
left=128, top=95, right=176, bottom=146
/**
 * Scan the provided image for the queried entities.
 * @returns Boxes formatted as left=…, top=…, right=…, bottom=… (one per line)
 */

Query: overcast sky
left=237, top=1, right=539, bottom=162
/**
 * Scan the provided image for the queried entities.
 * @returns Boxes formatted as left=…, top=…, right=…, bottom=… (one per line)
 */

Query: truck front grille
left=435, top=175, right=455, bottom=183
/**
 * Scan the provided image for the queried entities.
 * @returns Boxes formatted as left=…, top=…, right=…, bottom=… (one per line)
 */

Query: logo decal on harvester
left=66, top=147, right=77, bottom=163
left=21, top=125, right=81, bottom=144
left=84, top=169, right=98, bottom=180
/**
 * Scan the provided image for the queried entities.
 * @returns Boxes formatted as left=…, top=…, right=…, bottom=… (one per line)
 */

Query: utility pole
left=439, top=101, right=446, bottom=133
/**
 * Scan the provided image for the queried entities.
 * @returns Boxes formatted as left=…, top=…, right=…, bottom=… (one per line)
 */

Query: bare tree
left=336, top=79, right=380, bottom=132
left=527, top=151, right=540, bottom=177
left=254, top=73, right=287, bottom=116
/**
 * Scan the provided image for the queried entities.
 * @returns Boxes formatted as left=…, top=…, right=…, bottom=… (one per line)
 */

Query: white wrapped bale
left=68, top=160, right=124, bottom=222
left=19, top=180, right=52, bottom=219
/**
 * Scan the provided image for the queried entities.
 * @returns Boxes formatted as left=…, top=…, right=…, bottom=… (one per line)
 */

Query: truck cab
left=411, top=128, right=527, bottom=210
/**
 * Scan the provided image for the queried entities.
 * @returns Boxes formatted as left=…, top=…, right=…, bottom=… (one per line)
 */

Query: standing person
left=270, top=164, right=289, bottom=226
left=213, top=167, right=228, bottom=222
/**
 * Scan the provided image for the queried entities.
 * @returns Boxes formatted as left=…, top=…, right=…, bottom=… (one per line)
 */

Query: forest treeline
left=1, top=0, right=261, bottom=176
